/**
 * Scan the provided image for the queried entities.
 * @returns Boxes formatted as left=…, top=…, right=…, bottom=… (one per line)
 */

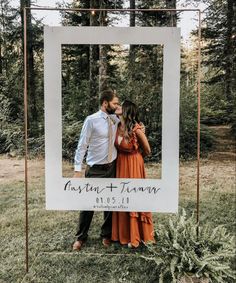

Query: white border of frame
left=44, top=26, right=180, bottom=212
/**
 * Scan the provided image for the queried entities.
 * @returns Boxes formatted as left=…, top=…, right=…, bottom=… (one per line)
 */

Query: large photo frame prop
left=44, top=26, right=181, bottom=212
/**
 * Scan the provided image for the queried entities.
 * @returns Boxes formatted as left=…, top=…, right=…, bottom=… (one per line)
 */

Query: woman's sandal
left=127, top=242, right=133, bottom=248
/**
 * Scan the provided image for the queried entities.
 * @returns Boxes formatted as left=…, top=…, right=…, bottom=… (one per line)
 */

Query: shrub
left=145, top=210, right=236, bottom=283
left=62, top=120, right=83, bottom=161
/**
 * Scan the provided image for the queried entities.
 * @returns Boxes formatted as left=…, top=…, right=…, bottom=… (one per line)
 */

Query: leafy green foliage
left=0, top=0, right=232, bottom=159
left=146, top=210, right=236, bottom=283
left=62, top=120, right=83, bottom=161
left=117, top=44, right=163, bottom=161
left=191, top=0, right=235, bottom=127
left=180, top=96, right=214, bottom=159
left=0, top=93, right=23, bottom=154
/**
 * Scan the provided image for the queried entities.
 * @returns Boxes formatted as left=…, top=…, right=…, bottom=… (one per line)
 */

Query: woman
left=112, top=100, right=155, bottom=248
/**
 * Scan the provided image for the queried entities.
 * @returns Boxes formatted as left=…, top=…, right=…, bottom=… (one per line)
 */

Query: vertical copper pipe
left=196, top=11, right=202, bottom=229
left=23, top=7, right=29, bottom=273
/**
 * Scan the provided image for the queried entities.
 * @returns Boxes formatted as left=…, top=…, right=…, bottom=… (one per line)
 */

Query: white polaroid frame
left=44, top=26, right=180, bottom=212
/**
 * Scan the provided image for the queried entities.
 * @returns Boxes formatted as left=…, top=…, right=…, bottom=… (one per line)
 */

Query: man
left=72, top=89, right=120, bottom=251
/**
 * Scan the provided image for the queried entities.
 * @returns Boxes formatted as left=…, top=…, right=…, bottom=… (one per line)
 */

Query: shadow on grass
left=21, top=252, right=158, bottom=283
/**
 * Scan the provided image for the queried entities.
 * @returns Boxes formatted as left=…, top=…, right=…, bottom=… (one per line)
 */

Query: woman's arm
left=135, top=129, right=151, bottom=157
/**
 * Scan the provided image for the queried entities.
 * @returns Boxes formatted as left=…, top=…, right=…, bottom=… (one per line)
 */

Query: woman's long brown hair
left=121, top=100, right=140, bottom=140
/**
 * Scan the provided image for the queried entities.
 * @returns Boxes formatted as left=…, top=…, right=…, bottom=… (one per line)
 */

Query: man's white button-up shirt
left=74, top=110, right=120, bottom=171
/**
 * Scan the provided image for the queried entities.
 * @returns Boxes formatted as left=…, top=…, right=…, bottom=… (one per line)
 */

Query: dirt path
left=0, top=156, right=45, bottom=185
left=207, top=125, right=236, bottom=161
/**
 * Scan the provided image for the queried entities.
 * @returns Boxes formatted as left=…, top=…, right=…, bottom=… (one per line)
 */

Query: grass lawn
left=0, top=157, right=235, bottom=282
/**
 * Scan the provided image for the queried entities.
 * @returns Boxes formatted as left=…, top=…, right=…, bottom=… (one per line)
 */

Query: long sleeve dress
left=111, top=124, right=155, bottom=247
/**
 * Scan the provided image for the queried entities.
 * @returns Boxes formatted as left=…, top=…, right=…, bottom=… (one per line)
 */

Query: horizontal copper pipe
left=25, top=7, right=201, bottom=12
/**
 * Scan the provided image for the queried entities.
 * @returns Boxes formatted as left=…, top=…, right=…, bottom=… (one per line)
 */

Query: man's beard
left=106, top=104, right=116, bottom=114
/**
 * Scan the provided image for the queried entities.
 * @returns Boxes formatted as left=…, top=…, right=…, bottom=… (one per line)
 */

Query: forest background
left=0, top=0, right=235, bottom=162
left=0, top=1, right=235, bottom=283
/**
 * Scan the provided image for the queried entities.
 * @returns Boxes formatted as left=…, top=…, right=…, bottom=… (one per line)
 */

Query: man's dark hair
left=99, top=89, right=117, bottom=105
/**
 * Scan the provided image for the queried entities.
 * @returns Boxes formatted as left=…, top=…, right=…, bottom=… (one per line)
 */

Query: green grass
left=0, top=159, right=235, bottom=283
left=21, top=253, right=159, bottom=283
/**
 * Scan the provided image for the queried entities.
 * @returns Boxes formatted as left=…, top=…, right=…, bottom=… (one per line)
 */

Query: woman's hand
left=139, top=122, right=145, bottom=134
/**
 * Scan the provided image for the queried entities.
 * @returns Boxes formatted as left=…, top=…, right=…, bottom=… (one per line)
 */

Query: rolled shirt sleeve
left=74, top=117, right=93, bottom=171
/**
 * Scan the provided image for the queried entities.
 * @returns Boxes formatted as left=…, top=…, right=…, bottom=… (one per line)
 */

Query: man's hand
left=140, top=122, right=145, bottom=134
left=74, top=171, right=83, bottom=178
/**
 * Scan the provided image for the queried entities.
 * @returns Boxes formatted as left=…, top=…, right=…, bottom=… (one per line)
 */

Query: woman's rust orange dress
left=111, top=124, right=155, bottom=247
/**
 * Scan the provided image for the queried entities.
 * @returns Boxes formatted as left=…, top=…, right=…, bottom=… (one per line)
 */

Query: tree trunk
left=130, top=0, right=135, bottom=27
left=99, top=7, right=108, bottom=96
left=99, top=45, right=107, bottom=95
left=129, top=0, right=136, bottom=100
left=0, top=1, right=3, bottom=75
left=165, top=0, right=177, bottom=27
left=20, top=0, right=38, bottom=135
left=225, top=0, right=234, bottom=109
left=89, top=0, right=99, bottom=113
left=0, top=38, right=2, bottom=75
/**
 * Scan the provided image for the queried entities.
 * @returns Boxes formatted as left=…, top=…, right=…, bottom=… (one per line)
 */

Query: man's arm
left=74, top=117, right=93, bottom=177
left=136, top=129, right=151, bottom=157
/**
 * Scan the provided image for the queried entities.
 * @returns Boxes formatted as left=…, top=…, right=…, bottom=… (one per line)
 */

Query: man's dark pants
left=75, top=160, right=116, bottom=241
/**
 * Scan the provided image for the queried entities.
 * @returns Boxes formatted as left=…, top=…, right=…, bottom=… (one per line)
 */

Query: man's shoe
left=102, top=238, right=111, bottom=247
left=72, top=240, right=84, bottom=251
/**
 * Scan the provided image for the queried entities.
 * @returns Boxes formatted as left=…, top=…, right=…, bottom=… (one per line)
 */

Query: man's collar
left=99, top=110, right=116, bottom=123
left=99, top=109, right=109, bottom=119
